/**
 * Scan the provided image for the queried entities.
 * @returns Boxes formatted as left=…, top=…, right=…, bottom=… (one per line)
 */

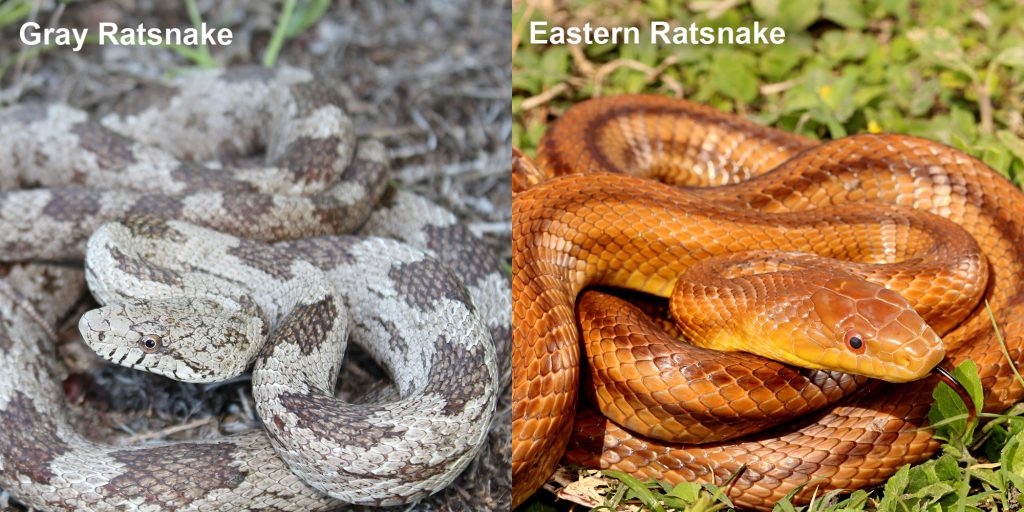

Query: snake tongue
left=933, top=365, right=977, bottom=425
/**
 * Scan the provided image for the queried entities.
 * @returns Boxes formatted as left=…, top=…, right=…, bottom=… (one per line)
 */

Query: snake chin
left=786, top=329, right=944, bottom=383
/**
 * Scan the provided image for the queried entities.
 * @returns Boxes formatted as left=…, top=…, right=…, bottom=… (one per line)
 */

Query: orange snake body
left=511, top=95, right=1024, bottom=509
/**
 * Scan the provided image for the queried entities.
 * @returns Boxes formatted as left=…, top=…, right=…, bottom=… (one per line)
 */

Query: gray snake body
left=0, top=66, right=509, bottom=510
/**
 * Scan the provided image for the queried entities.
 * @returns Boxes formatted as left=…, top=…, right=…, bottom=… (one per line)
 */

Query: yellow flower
left=868, top=120, right=882, bottom=133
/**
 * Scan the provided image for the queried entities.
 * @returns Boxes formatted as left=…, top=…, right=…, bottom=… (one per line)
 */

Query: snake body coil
left=511, top=95, right=1024, bottom=509
left=0, top=66, right=509, bottom=511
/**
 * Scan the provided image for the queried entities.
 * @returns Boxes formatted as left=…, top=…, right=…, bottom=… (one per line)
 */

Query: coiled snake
left=0, top=66, right=509, bottom=510
left=511, top=95, right=1024, bottom=509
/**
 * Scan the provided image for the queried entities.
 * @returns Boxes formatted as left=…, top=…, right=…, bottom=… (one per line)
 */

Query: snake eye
left=844, top=330, right=865, bottom=354
left=140, top=334, right=162, bottom=353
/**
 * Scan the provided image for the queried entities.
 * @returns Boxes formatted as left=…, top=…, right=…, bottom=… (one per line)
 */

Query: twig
left=593, top=56, right=678, bottom=97
left=126, top=417, right=215, bottom=443
left=394, top=151, right=511, bottom=182
left=761, top=78, right=800, bottom=95
left=511, top=0, right=539, bottom=61
left=521, top=82, right=567, bottom=110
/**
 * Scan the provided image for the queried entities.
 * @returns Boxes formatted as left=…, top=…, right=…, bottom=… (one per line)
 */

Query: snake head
left=78, top=297, right=265, bottom=383
left=793, top=274, right=945, bottom=382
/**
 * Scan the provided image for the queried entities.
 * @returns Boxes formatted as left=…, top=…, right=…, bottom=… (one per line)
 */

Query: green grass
left=513, top=0, right=1024, bottom=509
left=513, top=0, right=1024, bottom=185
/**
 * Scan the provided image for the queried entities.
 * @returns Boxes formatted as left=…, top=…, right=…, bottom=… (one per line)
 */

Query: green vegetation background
left=513, top=0, right=1024, bottom=187
left=513, top=0, right=1024, bottom=510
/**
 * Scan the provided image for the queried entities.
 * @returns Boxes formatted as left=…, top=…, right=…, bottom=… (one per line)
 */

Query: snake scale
left=511, top=94, right=1024, bottom=509
left=0, top=66, right=510, bottom=510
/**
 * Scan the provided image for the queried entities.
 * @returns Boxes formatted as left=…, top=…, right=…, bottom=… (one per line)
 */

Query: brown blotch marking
left=220, top=193, right=276, bottom=219
left=227, top=239, right=295, bottom=280
left=101, top=443, right=247, bottom=506
left=170, top=163, right=257, bottom=193
left=310, top=157, right=388, bottom=232
left=128, top=194, right=186, bottom=219
left=0, top=331, right=11, bottom=353
left=352, top=318, right=409, bottom=357
left=109, top=246, right=182, bottom=286
left=211, top=326, right=253, bottom=353
left=424, top=223, right=499, bottom=287
left=278, top=136, right=342, bottom=183
left=0, top=392, right=70, bottom=483
left=220, top=66, right=275, bottom=83
left=274, top=390, right=464, bottom=482
left=270, top=297, right=338, bottom=355
left=389, top=258, right=472, bottom=312
left=288, top=81, right=343, bottom=118
left=37, top=266, right=66, bottom=295
left=340, top=157, right=389, bottom=198
left=491, top=323, right=511, bottom=363
left=276, top=393, right=403, bottom=444
left=311, top=188, right=370, bottom=232
left=424, top=335, right=491, bottom=415
left=120, top=215, right=187, bottom=242
left=275, top=237, right=356, bottom=271
left=41, top=188, right=103, bottom=221
left=70, top=123, right=137, bottom=170
left=110, top=83, right=180, bottom=117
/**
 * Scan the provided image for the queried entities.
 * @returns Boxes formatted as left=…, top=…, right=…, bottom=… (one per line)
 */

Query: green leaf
left=950, top=106, right=979, bottom=142
left=709, top=52, right=759, bottom=103
left=602, top=470, right=665, bottom=512
left=997, top=130, right=1024, bottom=163
left=0, top=0, right=32, bottom=28
left=538, top=47, right=570, bottom=88
left=875, top=0, right=911, bottom=21
left=907, top=28, right=979, bottom=82
left=751, top=0, right=821, bottom=31
left=285, top=0, right=331, bottom=37
left=837, top=489, right=870, bottom=510
left=968, top=466, right=1002, bottom=491
left=772, top=497, right=798, bottom=512
left=760, top=44, right=806, bottom=81
left=981, top=141, right=1013, bottom=176
left=646, top=0, right=671, bottom=19
left=907, top=80, right=941, bottom=116
left=993, top=45, right=1024, bottom=69
left=906, top=481, right=955, bottom=500
left=667, top=481, right=701, bottom=502
left=262, top=0, right=296, bottom=68
left=822, top=0, right=867, bottom=29
left=878, top=464, right=911, bottom=512
left=910, top=454, right=961, bottom=489
left=928, top=361, right=983, bottom=444
left=1001, top=426, right=1024, bottom=479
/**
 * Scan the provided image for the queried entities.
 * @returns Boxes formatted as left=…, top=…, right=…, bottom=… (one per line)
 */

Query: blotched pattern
left=0, top=66, right=509, bottom=511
